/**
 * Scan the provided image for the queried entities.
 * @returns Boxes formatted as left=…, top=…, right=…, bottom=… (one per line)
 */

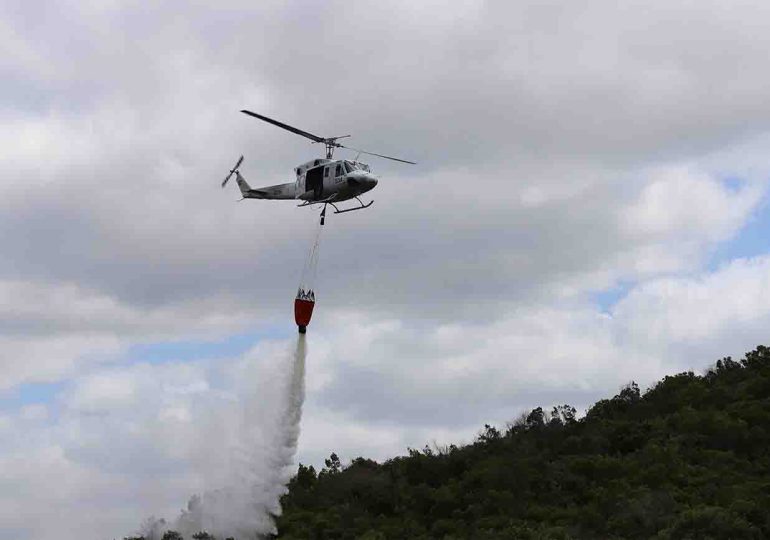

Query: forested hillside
left=275, top=345, right=770, bottom=539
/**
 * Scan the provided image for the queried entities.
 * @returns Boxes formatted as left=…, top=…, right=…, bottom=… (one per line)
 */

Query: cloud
left=0, top=334, right=122, bottom=390
left=308, top=253, right=770, bottom=441
left=614, top=255, right=770, bottom=357
left=0, top=255, right=768, bottom=538
left=2, top=1, right=769, bottom=330
left=0, top=278, right=262, bottom=388
left=3, top=1, right=770, bottom=538
left=622, top=166, right=760, bottom=244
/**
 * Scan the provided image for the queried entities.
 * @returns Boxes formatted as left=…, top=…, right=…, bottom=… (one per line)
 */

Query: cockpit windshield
left=345, top=160, right=370, bottom=172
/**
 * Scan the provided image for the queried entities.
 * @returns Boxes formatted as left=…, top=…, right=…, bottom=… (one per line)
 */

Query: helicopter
left=221, top=110, right=416, bottom=215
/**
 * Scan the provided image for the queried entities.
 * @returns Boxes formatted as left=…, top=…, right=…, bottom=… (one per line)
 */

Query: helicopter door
left=305, top=166, right=324, bottom=200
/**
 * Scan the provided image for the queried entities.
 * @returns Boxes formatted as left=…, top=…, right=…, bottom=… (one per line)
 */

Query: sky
left=2, top=1, right=770, bottom=538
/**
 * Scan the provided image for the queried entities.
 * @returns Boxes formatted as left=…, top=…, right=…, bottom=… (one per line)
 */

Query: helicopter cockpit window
left=344, top=161, right=355, bottom=173
left=335, top=164, right=342, bottom=177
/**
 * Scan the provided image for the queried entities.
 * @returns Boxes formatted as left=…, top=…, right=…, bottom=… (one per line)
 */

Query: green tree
left=323, top=452, right=341, bottom=475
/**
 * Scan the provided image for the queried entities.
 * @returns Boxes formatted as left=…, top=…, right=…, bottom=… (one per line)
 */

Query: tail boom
left=236, top=172, right=296, bottom=200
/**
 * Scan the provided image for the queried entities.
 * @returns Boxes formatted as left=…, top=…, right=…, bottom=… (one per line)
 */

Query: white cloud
left=0, top=249, right=768, bottom=537
left=0, top=279, right=264, bottom=388
left=614, top=255, right=770, bottom=353
left=2, top=1, right=770, bottom=538
left=622, top=165, right=761, bottom=243
left=307, top=254, right=770, bottom=437
left=0, top=334, right=122, bottom=390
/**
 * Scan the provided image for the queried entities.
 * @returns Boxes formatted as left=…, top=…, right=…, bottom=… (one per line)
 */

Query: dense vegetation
left=275, top=345, right=770, bottom=539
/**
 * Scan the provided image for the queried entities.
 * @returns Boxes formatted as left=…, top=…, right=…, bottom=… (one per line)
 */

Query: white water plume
left=140, top=335, right=307, bottom=540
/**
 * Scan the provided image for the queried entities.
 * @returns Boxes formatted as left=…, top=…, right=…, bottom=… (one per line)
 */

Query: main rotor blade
left=340, top=145, right=416, bottom=165
left=241, top=110, right=326, bottom=143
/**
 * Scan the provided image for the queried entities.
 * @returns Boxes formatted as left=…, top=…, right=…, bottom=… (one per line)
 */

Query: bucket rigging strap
left=298, top=213, right=324, bottom=295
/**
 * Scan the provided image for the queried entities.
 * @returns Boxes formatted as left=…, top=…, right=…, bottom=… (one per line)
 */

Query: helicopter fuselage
left=294, top=158, right=378, bottom=203
left=227, top=157, right=379, bottom=214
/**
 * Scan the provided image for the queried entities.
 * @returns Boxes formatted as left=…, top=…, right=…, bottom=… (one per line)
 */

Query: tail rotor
left=221, top=155, right=244, bottom=188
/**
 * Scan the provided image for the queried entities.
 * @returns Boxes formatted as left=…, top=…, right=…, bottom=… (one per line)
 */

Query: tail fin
left=235, top=172, right=253, bottom=196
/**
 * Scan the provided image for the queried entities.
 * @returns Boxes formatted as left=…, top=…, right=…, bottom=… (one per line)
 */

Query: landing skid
left=301, top=196, right=373, bottom=224
left=329, top=197, right=373, bottom=214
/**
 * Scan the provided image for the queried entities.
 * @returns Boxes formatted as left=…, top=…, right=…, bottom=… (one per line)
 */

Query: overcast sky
left=3, top=1, right=770, bottom=538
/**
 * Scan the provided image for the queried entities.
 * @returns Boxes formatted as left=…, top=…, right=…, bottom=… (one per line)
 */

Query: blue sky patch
left=709, top=192, right=770, bottom=267
left=721, top=175, right=744, bottom=193
left=591, top=281, right=634, bottom=313
left=0, top=381, right=65, bottom=410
